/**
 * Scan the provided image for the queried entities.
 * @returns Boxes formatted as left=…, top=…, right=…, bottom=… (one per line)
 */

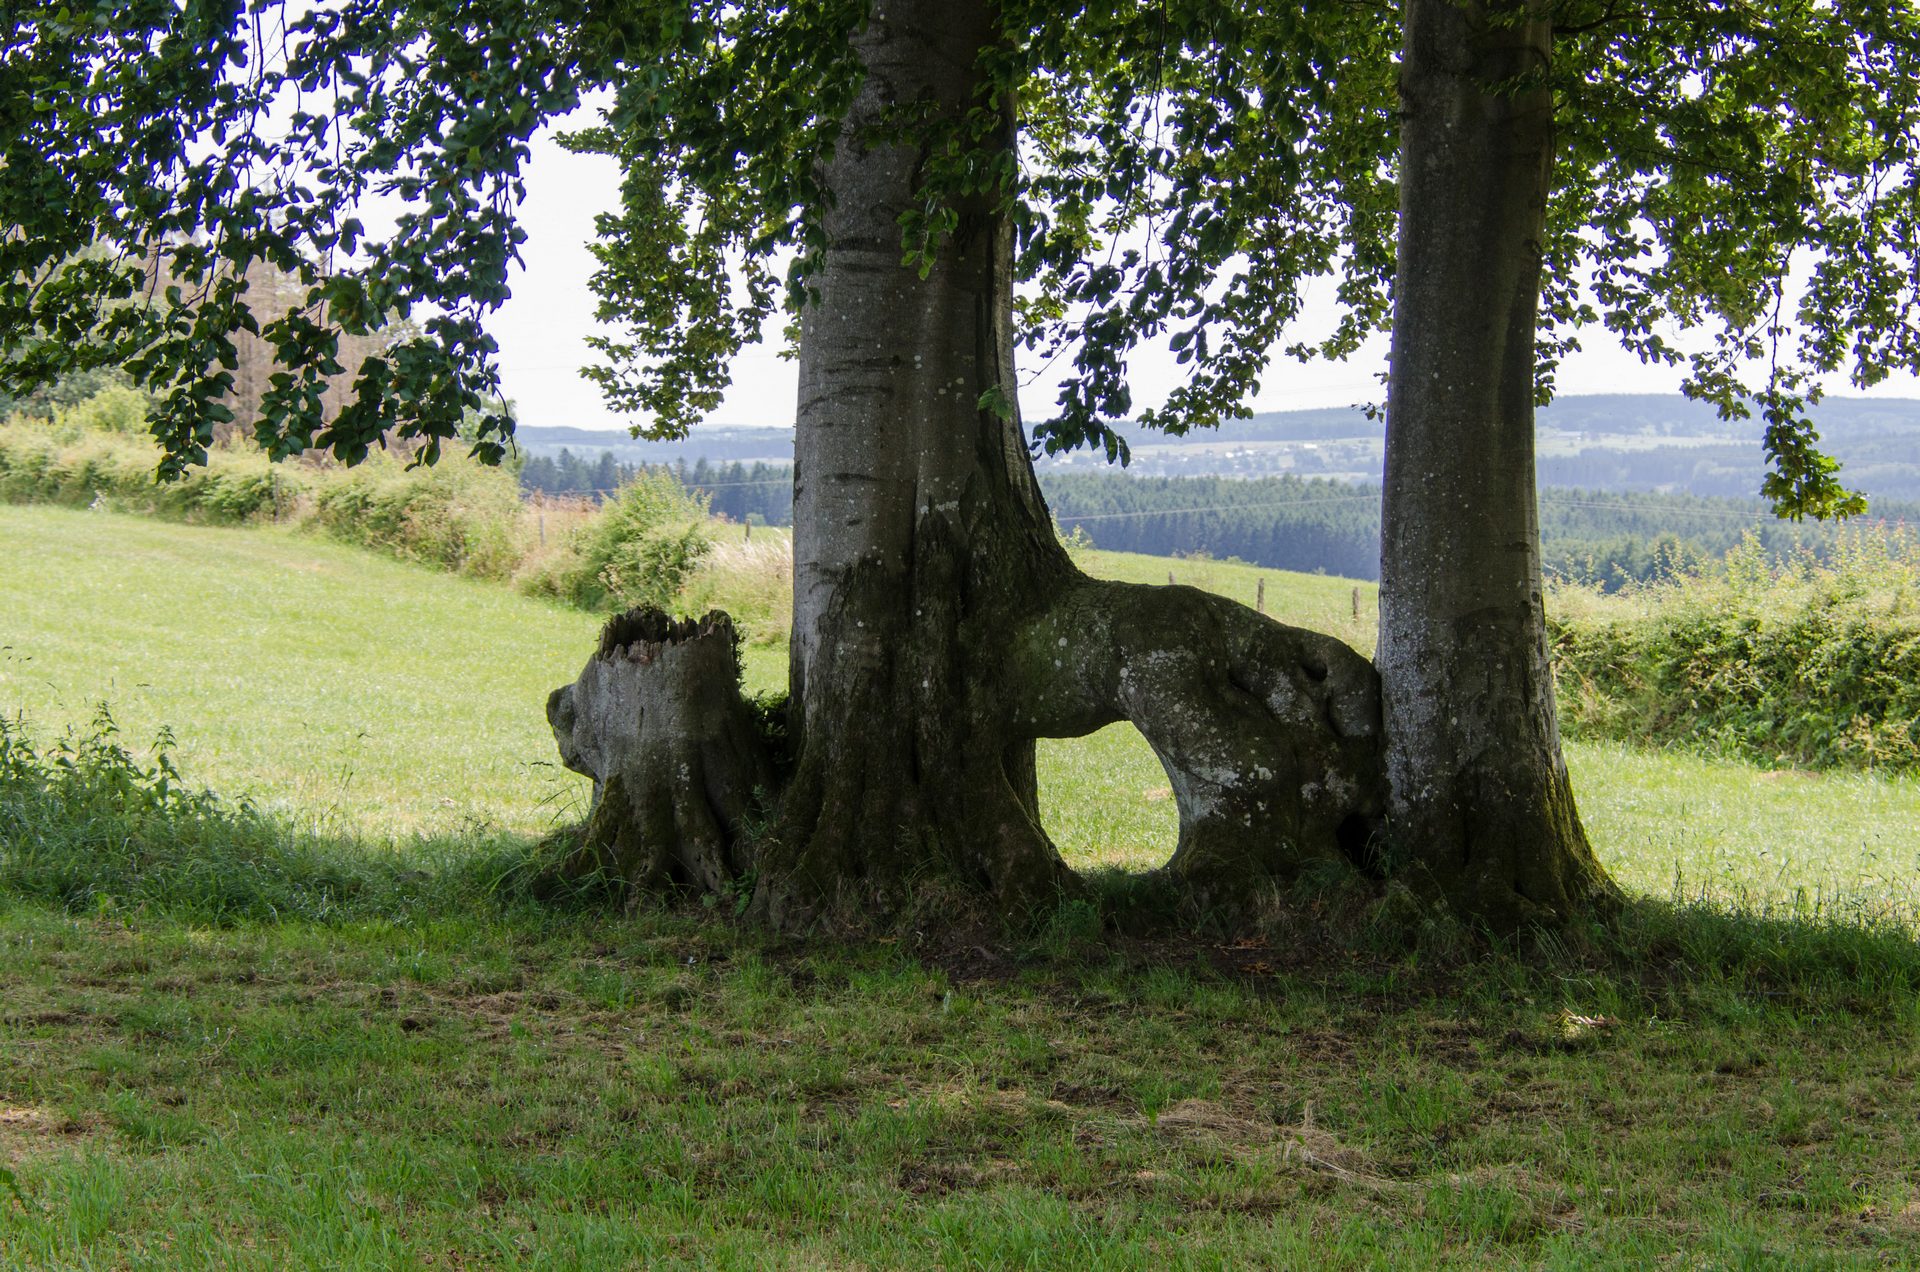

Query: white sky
left=489, top=123, right=1920, bottom=437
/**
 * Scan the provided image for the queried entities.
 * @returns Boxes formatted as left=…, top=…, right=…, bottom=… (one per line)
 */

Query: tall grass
left=690, top=528, right=795, bottom=646
left=516, top=467, right=711, bottom=611
left=0, top=708, right=544, bottom=924
left=1551, top=528, right=1920, bottom=771
left=0, top=419, right=305, bottom=524
left=309, top=453, right=528, bottom=579
left=0, top=411, right=715, bottom=611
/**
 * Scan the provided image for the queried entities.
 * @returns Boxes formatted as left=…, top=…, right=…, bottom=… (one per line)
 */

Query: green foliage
left=57, top=384, right=150, bottom=435
left=10, top=0, right=1917, bottom=520
left=522, top=450, right=796, bottom=526
left=525, top=468, right=712, bottom=612
left=1552, top=530, right=1920, bottom=771
left=0, top=708, right=519, bottom=925
left=311, top=455, right=526, bottom=580
left=0, top=418, right=304, bottom=524
left=1040, top=472, right=1910, bottom=589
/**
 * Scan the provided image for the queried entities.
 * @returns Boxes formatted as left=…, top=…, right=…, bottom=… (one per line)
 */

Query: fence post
left=1256, top=577, right=1266, bottom=614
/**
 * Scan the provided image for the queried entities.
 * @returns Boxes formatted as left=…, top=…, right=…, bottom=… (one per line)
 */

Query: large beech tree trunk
left=757, top=0, right=1083, bottom=926
left=1379, top=0, right=1616, bottom=927
left=549, top=0, right=1389, bottom=929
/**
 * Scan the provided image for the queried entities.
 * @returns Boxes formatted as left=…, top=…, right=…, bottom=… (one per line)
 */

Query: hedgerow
left=1551, top=530, right=1920, bottom=771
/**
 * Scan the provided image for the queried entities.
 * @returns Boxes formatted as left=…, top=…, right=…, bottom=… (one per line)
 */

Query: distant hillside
left=515, top=393, right=1920, bottom=501
left=514, top=424, right=794, bottom=466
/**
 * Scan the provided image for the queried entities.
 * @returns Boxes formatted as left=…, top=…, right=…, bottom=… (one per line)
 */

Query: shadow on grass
left=0, top=709, right=590, bottom=926
left=6, top=710, right=1916, bottom=1020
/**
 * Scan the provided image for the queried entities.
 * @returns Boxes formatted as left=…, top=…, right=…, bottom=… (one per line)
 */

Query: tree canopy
left=7, top=2, right=1918, bottom=517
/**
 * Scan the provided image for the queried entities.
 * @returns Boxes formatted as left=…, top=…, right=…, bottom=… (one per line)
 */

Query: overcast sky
left=488, top=122, right=1920, bottom=437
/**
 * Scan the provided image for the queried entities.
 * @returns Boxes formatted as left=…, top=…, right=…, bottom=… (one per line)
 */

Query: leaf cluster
left=6, top=0, right=1919, bottom=520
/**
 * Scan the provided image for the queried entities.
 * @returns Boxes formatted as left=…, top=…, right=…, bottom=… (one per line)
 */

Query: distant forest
left=1055, top=477, right=1920, bottom=585
left=519, top=449, right=1919, bottom=587
left=520, top=449, right=793, bottom=525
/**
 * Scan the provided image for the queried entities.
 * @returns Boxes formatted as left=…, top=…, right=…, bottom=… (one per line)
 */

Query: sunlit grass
left=0, top=504, right=786, bottom=838
left=6, top=502, right=1919, bottom=926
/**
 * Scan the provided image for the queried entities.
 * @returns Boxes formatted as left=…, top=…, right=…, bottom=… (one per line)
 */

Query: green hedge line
left=0, top=412, right=712, bottom=610
left=1551, top=534, right=1920, bottom=772
left=0, top=424, right=303, bottom=524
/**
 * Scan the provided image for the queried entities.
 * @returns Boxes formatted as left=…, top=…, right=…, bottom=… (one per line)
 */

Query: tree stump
left=547, top=609, right=774, bottom=899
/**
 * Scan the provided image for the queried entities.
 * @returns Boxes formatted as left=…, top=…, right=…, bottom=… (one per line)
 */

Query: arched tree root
left=1010, top=579, right=1387, bottom=910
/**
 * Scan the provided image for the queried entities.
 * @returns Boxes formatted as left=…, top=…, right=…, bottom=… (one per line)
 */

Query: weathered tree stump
left=547, top=609, right=774, bottom=899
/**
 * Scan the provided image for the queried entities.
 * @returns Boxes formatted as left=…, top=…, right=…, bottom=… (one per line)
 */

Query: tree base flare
left=546, top=609, right=774, bottom=900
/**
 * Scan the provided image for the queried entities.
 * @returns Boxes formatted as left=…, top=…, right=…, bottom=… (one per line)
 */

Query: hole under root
left=1036, top=722, right=1180, bottom=874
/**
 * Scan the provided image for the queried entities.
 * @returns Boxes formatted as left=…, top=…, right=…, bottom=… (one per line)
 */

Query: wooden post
left=1351, top=586, right=1361, bottom=620
left=1168, top=571, right=1176, bottom=586
left=744, top=519, right=752, bottom=543
left=1256, top=578, right=1266, bottom=615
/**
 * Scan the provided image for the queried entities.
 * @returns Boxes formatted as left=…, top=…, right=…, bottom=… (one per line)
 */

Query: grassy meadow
left=4, top=501, right=1920, bottom=1268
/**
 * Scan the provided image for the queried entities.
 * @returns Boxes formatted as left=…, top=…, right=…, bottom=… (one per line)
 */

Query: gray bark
left=1378, top=0, right=1616, bottom=926
left=547, top=610, right=773, bottom=898
left=760, top=0, right=1079, bottom=927
left=547, top=0, right=1389, bottom=931
left=1013, top=580, right=1385, bottom=901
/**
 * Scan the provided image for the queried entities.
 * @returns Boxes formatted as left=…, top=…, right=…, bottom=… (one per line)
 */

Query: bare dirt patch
left=0, top=1104, right=97, bottom=1163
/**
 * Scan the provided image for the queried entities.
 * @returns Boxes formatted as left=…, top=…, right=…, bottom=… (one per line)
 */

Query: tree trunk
left=756, top=0, right=1081, bottom=927
left=751, top=0, right=1389, bottom=928
left=547, top=0, right=1390, bottom=932
left=1379, top=0, right=1617, bottom=927
left=1010, top=580, right=1385, bottom=903
left=547, top=610, right=773, bottom=898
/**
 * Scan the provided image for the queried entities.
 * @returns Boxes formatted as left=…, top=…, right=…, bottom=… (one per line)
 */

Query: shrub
left=0, top=709, right=541, bottom=924
left=4, top=388, right=723, bottom=610
left=1550, top=529, right=1920, bottom=771
left=687, top=531, right=794, bottom=645
left=312, top=454, right=525, bottom=579
left=0, top=417, right=305, bottom=523
left=59, top=384, right=150, bottom=435
left=525, top=468, right=711, bottom=612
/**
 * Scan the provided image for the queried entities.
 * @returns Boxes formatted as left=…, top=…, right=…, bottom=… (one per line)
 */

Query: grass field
left=6, top=502, right=1920, bottom=1268
left=9, top=504, right=1910, bottom=914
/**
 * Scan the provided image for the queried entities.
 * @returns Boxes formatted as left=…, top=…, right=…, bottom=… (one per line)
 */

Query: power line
left=1054, top=494, right=1376, bottom=521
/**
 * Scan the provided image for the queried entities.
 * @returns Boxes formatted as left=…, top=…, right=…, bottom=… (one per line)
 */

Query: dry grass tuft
left=1153, top=1098, right=1404, bottom=1193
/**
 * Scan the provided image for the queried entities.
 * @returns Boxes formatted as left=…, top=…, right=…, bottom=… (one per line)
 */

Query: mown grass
left=7, top=502, right=1920, bottom=1266
left=8, top=503, right=1920, bottom=918
left=0, top=504, right=789, bottom=836
left=4, top=874, right=1920, bottom=1268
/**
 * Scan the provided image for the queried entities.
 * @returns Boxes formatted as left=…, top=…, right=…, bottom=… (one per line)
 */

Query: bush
left=0, top=417, right=305, bottom=523
left=1550, top=529, right=1920, bottom=771
left=3, top=388, right=721, bottom=611
left=60, top=384, right=150, bottom=435
left=686, top=532, right=794, bottom=646
left=312, top=454, right=525, bottom=579
left=525, top=468, right=711, bottom=612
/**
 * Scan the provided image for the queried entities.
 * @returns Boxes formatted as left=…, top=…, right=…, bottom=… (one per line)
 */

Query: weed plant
left=0, top=409, right=715, bottom=612
left=1551, top=528, right=1920, bottom=772
left=310, top=452, right=528, bottom=579
left=518, top=467, right=711, bottom=612
left=0, top=708, right=551, bottom=925
left=5, top=506, right=1920, bottom=1263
